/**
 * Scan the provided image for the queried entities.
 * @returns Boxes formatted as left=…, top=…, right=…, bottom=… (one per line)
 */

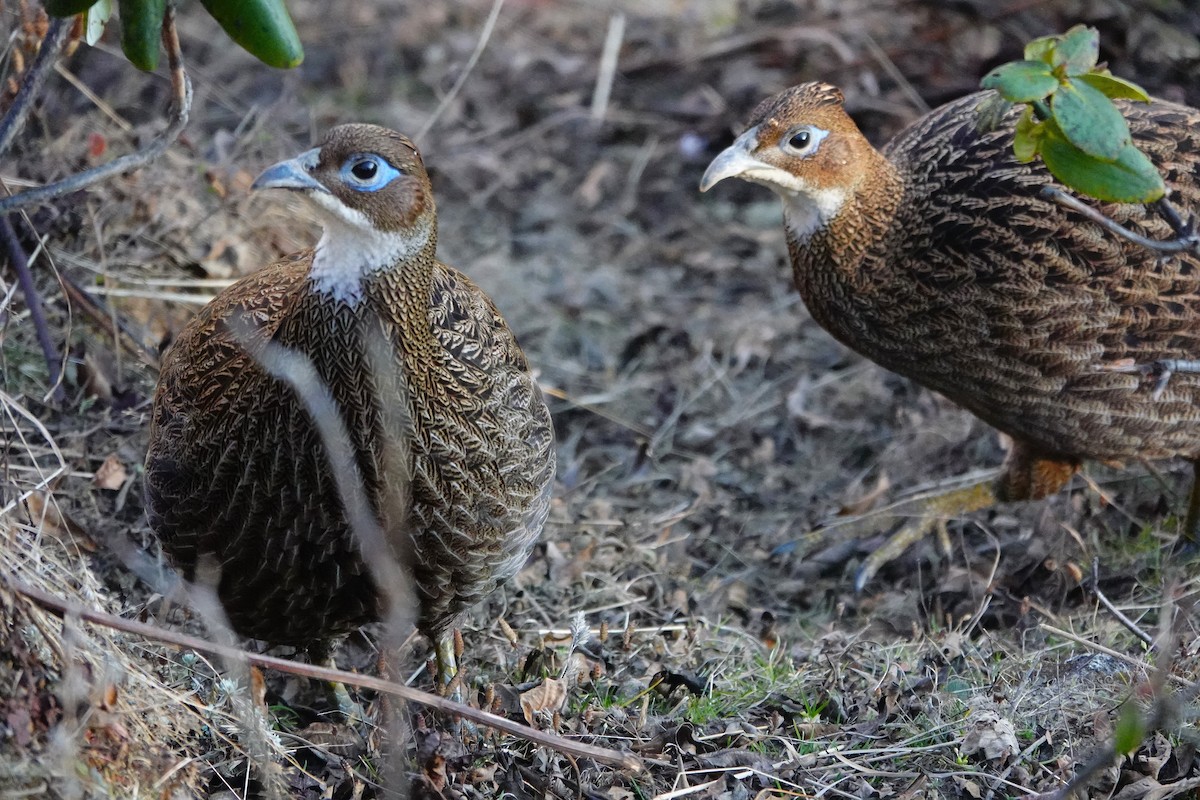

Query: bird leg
left=434, top=629, right=479, bottom=735
left=434, top=629, right=467, bottom=703
left=851, top=443, right=1079, bottom=591
left=307, top=641, right=369, bottom=724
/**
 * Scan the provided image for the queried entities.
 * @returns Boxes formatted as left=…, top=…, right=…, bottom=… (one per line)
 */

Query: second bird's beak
left=699, top=128, right=763, bottom=192
left=252, top=147, right=329, bottom=193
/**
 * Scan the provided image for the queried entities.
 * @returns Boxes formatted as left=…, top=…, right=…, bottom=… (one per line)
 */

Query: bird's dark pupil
left=352, top=160, right=378, bottom=180
left=790, top=131, right=811, bottom=148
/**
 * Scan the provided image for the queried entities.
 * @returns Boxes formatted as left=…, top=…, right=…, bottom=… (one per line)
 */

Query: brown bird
left=144, top=124, right=555, bottom=686
left=701, top=82, right=1200, bottom=587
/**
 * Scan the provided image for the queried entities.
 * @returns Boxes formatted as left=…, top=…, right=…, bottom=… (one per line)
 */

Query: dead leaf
left=1113, top=776, right=1163, bottom=800
left=74, top=349, right=115, bottom=404
left=952, top=776, right=982, bottom=798
left=519, top=678, right=567, bottom=726
left=87, top=131, right=106, bottom=159
left=250, top=666, right=267, bottom=710
left=961, top=711, right=1019, bottom=762
left=575, top=161, right=614, bottom=209
left=93, top=454, right=128, bottom=491
left=21, top=494, right=96, bottom=551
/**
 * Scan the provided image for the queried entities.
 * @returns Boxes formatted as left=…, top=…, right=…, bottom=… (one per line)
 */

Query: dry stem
left=8, top=576, right=644, bottom=773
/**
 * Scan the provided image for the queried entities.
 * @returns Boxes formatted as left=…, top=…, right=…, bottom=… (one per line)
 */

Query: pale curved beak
left=252, top=147, right=329, bottom=193
left=699, top=128, right=763, bottom=192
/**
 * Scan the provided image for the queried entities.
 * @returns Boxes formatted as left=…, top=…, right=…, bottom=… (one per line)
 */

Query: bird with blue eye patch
left=144, top=124, right=556, bottom=696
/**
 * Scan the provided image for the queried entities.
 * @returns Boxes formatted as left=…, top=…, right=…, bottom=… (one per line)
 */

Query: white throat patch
left=307, top=192, right=432, bottom=306
left=780, top=184, right=846, bottom=243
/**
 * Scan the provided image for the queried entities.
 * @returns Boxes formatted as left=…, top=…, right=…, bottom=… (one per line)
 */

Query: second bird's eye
left=789, top=131, right=811, bottom=149
left=351, top=159, right=378, bottom=180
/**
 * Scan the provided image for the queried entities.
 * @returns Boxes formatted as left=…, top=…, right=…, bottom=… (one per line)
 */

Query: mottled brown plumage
left=144, top=125, right=554, bottom=673
left=702, top=83, right=1200, bottom=582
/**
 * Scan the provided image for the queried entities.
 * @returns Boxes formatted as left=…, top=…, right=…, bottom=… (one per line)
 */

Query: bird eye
left=339, top=154, right=402, bottom=192
left=351, top=158, right=378, bottom=181
left=782, top=125, right=829, bottom=156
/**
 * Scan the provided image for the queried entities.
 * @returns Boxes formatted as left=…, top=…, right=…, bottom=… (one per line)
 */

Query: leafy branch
left=44, top=0, right=304, bottom=70
left=981, top=25, right=1162, bottom=204
left=980, top=25, right=1198, bottom=255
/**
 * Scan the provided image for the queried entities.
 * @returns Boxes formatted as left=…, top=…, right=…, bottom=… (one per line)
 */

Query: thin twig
left=1040, top=186, right=1200, bottom=255
left=6, top=576, right=644, bottom=773
left=0, top=8, right=191, bottom=215
left=0, top=214, right=64, bottom=403
left=861, top=31, right=928, bottom=113
left=1038, top=623, right=1188, bottom=688
left=1042, top=606, right=1200, bottom=800
left=590, top=12, right=625, bottom=123
left=1087, top=558, right=1155, bottom=648
left=0, top=17, right=73, bottom=158
left=1095, top=357, right=1200, bottom=399
left=414, top=0, right=504, bottom=142
left=57, top=270, right=161, bottom=369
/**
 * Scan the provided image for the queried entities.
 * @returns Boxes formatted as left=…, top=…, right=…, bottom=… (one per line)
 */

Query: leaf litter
left=2, top=0, right=1200, bottom=797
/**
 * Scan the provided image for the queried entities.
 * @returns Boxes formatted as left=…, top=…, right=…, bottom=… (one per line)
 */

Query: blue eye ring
left=339, top=154, right=402, bottom=192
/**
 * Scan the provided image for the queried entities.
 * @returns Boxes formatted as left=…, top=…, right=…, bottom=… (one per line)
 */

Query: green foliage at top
left=980, top=25, right=1164, bottom=204
left=43, top=0, right=304, bottom=71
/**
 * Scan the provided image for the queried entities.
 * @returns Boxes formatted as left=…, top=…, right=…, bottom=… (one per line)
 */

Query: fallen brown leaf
left=21, top=493, right=96, bottom=551
left=520, top=677, right=567, bottom=727
left=93, top=454, right=128, bottom=491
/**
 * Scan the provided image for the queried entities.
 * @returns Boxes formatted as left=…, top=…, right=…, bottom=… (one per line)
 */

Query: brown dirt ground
left=3, top=0, right=1200, bottom=797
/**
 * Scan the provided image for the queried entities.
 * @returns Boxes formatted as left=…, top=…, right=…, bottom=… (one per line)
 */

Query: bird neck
left=784, top=152, right=903, bottom=327
left=309, top=215, right=437, bottom=307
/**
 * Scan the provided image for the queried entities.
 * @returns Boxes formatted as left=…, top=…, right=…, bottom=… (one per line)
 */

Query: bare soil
left=3, top=0, right=1200, bottom=797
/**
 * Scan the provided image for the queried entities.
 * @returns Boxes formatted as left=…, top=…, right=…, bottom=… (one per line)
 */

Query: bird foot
left=854, top=516, right=953, bottom=592
left=331, top=678, right=371, bottom=726
left=803, top=475, right=1001, bottom=591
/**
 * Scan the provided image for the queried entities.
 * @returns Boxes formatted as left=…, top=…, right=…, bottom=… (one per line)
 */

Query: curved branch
left=1040, top=186, right=1200, bottom=256
left=0, top=17, right=73, bottom=158
left=0, top=8, right=191, bottom=215
left=8, top=575, right=645, bottom=773
left=0, top=216, right=64, bottom=403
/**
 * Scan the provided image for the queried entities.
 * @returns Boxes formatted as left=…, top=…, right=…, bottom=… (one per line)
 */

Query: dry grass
left=3, top=0, right=1200, bottom=797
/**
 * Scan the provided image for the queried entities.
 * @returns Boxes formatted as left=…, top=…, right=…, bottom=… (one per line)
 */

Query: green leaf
left=1012, top=106, right=1042, bottom=163
left=981, top=60, right=1059, bottom=103
left=1113, top=704, right=1146, bottom=755
left=1053, top=25, right=1100, bottom=75
left=1024, top=34, right=1059, bottom=65
left=1041, top=123, right=1166, bottom=203
left=83, top=0, right=113, bottom=46
left=198, top=0, right=304, bottom=69
left=1052, top=78, right=1131, bottom=162
left=118, top=0, right=166, bottom=71
left=43, top=0, right=98, bottom=17
left=974, top=94, right=1013, bottom=134
left=1077, top=72, right=1152, bottom=103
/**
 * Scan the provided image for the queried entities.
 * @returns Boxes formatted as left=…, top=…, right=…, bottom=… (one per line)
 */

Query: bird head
left=700, top=83, right=875, bottom=238
left=254, top=124, right=435, bottom=233
left=252, top=124, right=437, bottom=302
